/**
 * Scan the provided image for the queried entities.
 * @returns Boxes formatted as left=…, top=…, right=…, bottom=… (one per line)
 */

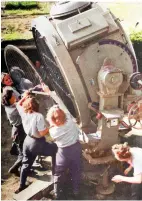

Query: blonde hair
left=46, top=105, right=66, bottom=126
left=23, top=97, right=39, bottom=113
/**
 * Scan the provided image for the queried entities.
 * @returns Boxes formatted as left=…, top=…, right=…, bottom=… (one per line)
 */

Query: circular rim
left=130, top=72, right=142, bottom=90
left=128, top=102, right=142, bottom=129
left=4, top=44, right=42, bottom=86
left=50, top=1, right=91, bottom=18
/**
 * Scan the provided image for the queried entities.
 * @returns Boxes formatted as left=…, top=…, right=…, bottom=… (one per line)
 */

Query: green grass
left=130, top=31, right=142, bottom=43
left=3, top=2, right=53, bottom=16
left=1, top=2, right=53, bottom=40
left=2, top=32, right=32, bottom=40
left=5, top=1, right=39, bottom=10
left=2, top=2, right=142, bottom=41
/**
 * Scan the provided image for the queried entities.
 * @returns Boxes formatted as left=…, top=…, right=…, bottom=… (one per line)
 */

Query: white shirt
left=130, top=147, right=142, bottom=176
left=5, top=104, right=22, bottom=126
left=16, top=103, right=47, bottom=138
left=49, top=114, right=79, bottom=148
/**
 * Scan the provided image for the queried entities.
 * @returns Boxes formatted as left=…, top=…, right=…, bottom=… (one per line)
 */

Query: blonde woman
left=46, top=104, right=82, bottom=200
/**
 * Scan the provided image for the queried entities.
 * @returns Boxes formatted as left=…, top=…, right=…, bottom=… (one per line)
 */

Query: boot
left=14, top=185, right=28, bottom=194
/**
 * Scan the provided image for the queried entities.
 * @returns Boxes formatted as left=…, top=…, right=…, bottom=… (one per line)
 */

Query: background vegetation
left=2, top=1, right=53, bottom=15
left=5, top=1, right=40, bottom=10
left=1, top=2, right=142, bottom=42
left=130, top=31, right=142, bottom=43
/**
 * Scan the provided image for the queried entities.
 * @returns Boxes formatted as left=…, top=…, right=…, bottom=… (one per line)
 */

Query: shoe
left=14, top=185, right=28, bottom=194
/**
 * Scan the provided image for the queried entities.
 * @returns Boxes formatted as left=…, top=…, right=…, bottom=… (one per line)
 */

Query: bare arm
left=124, top=165, right=133, bottom=175
left=39, top=127, right=49, bottom=137
left=41, top=83, right=51, bottom=95
left=18, top=91, right=29, bottom=106
left=122, top=174, right=142, bottom=184
left=112, top=173, right=142, bottom=184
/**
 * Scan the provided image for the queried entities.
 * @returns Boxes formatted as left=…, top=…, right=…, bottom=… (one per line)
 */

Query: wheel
left=128, top=101, right=142, bottom=129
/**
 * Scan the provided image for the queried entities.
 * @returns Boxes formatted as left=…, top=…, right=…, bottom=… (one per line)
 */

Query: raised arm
left=18, top=91, right=30, bottom=106
left=41, top=83, right=51, bottom=95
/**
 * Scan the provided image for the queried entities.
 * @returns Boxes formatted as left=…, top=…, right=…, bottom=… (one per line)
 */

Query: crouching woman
left=46, top=105, right=82, bottom=199
left=111, top=142, right=142, bottom=200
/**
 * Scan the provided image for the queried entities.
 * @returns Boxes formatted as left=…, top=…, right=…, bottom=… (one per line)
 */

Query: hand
left=22, top=90, right=30, bottom=98
left=124, top=167, right=132, bottom=175
left=111, top=175, right=124, bottom=183
left=41, top=83, right=50, bottom=95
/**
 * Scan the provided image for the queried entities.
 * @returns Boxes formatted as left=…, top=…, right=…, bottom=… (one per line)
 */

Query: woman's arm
left=41, top=83, right=51, bottom=95
left=18, top=91, right=29, bottom=106
left=37, top=113, right=50, bottom=137
left=112, top=173, right=142, bottom=184
left=124, top=165, right=133, bottom=175
left=39, top=127, right=49, bottom=137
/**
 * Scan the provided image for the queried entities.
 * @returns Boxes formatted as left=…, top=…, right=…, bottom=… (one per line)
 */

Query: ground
left=1, top=15, right=36, bottom=40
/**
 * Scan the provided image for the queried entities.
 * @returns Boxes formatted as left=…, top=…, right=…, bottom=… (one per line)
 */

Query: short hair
left=2, top=89, right=13, bottom=106
left=22, top=97, right=39, bottom=113
left=46, top=105, right=66, bottom=125
left=1, top=72, right=9, bottom=84
left=112, top=142, right=131, bottom=159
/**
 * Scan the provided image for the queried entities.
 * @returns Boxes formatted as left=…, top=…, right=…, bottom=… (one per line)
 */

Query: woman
left=112, top=142, right=142, bottom=200
left=15, top=92, right=57, bottom=193
left=1, top=72, right=20, bottom=99
left=1, top=69, right=34, bottom=94
left=46, top=104, right=82, bottom=199
left=2, top=89, right=26, bottom=175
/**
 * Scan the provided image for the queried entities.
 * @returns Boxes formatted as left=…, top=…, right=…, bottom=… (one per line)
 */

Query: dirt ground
left=1, top=15, right=37, bottom=40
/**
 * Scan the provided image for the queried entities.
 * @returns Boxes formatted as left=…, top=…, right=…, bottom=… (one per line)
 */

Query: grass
left=3, top=2, right=53, bottom=16
left=130, top=31, right=142, bottom=43
left=1, top=2, right=142, bottom=41
left=2, top=32, right=32, bottom=40
left=1, top=16, right=35, bottom=40
left=5, top=1, right=39, bottom=9
left=5, top=1, right=39, bottom=10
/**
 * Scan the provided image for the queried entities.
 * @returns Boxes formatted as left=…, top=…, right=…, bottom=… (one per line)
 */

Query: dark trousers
left=54, top=142, right=82, bottom=196
left=20, top=135, right=57, bottom=188
left=11, top=124, right=26, bottom=169
left=131, top=183, right=142, bottom=200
